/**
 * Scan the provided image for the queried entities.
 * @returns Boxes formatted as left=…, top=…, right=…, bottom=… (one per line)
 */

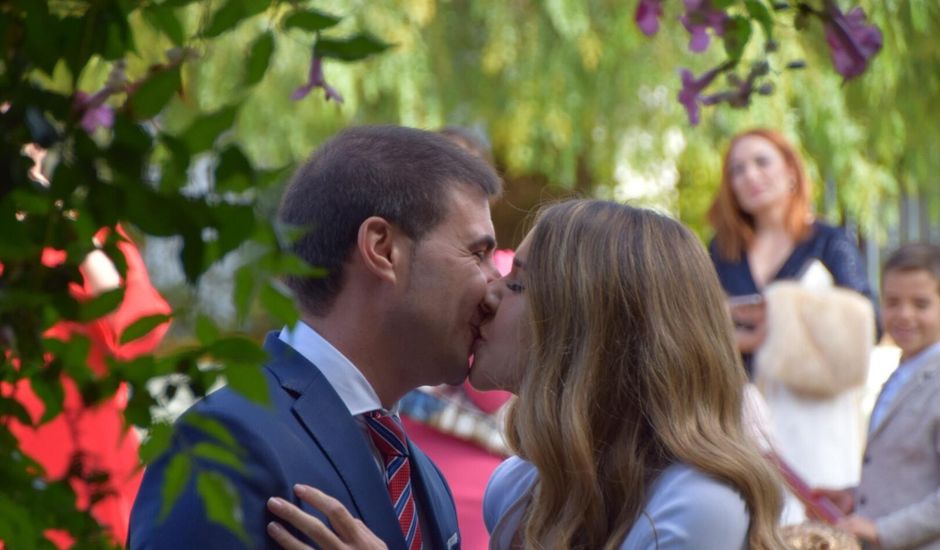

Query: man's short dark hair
left=278, top=125, right=502, bottom=316
left=882, top=242, right=940, bottom=291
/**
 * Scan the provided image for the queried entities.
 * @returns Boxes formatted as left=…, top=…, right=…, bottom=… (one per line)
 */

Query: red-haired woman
left=708, top=129, right=877, bottom=524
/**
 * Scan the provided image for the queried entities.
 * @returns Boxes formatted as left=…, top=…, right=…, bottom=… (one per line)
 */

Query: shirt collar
left=899, top=340, right=940, bottom=374
left=279, top=321, right=383, bottom=416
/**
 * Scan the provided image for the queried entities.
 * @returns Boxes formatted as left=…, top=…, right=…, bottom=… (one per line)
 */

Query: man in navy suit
left=129, top=126, right=503, bottom=549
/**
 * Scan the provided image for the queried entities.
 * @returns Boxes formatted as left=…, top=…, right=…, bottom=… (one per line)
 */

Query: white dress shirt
left=278, top=322, right=391, bottom=472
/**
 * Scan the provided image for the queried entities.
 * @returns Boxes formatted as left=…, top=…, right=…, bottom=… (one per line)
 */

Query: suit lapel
left=263, top=334, right=407, bottom=550
left=869, top=352, right=940, bottom=442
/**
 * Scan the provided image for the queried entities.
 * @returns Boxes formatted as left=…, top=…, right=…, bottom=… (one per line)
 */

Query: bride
left=265, top=200, right=785, bottom=549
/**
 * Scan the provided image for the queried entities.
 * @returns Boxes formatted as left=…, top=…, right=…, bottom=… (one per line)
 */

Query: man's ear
left=356, top=216, right=410, bottom=284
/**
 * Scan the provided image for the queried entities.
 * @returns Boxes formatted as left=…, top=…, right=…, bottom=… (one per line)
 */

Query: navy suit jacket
left=129, top=333, right=460, bottom=550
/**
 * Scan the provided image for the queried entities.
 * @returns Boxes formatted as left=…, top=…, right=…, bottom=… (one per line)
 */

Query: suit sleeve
left=874, top=418, right=940, bottom=550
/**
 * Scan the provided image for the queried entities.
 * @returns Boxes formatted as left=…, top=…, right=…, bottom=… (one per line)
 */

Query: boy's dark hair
left=278, top=125, right=502, bottom=316
left=882, top=243, right=940, bottom=287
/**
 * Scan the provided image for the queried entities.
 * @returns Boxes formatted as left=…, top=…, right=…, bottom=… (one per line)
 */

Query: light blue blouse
left=483, top=457, right=749, bottom=549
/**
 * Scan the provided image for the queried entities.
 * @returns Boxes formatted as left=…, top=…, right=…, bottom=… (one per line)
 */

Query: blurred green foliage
left=1, top=1, right=383, bottom=546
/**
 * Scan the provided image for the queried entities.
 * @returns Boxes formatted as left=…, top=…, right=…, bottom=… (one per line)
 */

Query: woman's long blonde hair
left=505, top=200, right=784, bottom=549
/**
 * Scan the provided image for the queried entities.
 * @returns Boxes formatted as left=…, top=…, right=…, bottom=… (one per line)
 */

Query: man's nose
left=481, top=278, right=502, bottom=317
left=483, top=257, right=500, bottom=283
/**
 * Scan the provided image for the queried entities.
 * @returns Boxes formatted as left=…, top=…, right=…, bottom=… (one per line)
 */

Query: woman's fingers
left=267, top=520, right=313, bottom=550
left=293, top=485, right=388, bottom=549
left=267, top=496, right=344, bottom=549
left=294, top=485, right=356, bottom=540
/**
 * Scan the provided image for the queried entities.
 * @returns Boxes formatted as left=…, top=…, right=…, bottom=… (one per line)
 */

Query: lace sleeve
left=822, top=229, right=881, bottom=334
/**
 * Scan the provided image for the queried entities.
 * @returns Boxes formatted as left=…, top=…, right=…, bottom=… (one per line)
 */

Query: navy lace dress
left=709, top=221, right=877, bottom=377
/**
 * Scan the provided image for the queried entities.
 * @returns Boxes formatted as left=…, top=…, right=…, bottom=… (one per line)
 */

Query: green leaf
left=159, top=453, right=192, bottom=521
left=181, top=230, right=207, bottom=283
left=316, top=33, right=392, bottom=62
left=711, top=0, right=735, bottom=8
left=22, top=2, right=58, bottom=74
left=43, top=335, right=90, bottom=364
left=274, top=253, right=327, bottom=277
left=233, top=265, right=257, bottom=320
left=242, top=0, right=271, bottom=18
left=195, top=314, right=220, bottom=345
left=120, top=313, right=173, bottom=344
left=160, top=135, right=192, bottom=190
left=131, top=66, right=182, bottom=120
left=143, top=5, right=186, bottom=46
left=745, top=0, right=774, bottom=42
left=256, top=164, right=293, bottom=189
left=111, top=354, right=160, bottom=388
left=124, top=387, right=159, bottom=428
left=213, top=203, right=256, bottom=257
left=104, top=19, right=129, bottom=60
left=244, top=32, right=275, bottom=86
left=9, top=190, right=52, bottom=216
left=196, top=471, right=249, bottom=543
left=180, top=106, right=239, bottom=153
left=0, top=395, right=34, bottom=426
left=184, top=413, right=239, bottom=449
left=208, top=337, right=268, bottom=364
left=139, top=422, right=174, bottom=464
left=283, top=9, right=342, bottom=32
left=215, top=145, right=253, bottom=192
left=30, top=373, right=64, bottom=424
left=192, top=442, right=246, bottom=472
left=44, top=336, right=96, bottom=391
left=260, top=281, right=298, bottom=327
left=76, top=288, right=126, bottom=322
left=722, top=16, right=752, bottom=62
left=203, top=0, right=246, bottom=38
left=125, top=188, right=186, bottom=236
left=113, top=114, right=154, bottom=155
left=225, top=362, right=270, bottom=405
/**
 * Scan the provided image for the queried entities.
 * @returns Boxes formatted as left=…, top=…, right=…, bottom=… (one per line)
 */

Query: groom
left=129, top=125, right=503, bottom=549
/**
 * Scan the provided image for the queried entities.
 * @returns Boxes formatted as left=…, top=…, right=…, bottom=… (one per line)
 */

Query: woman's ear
left=356, top=216, right=410, bottom=284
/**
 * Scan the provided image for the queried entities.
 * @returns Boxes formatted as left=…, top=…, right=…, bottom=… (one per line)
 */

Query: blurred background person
left=707, top=128, right=877, bottom=524
left=1, top=144, right=171, bottom=547
left=814, top=243, right=940, bottom=550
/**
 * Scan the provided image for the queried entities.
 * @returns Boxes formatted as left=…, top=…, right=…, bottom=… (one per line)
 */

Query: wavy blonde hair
left=505, top=200, right=785, bottom=549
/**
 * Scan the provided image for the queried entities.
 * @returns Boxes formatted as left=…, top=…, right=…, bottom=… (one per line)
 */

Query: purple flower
left=680, top=0, right=728, bottom=53
left=823, top=4, right=882, bottom=80
left=635, top=0, right=664, bottom=37
left=74, top=91, right=114, bottom=134
left=292, top=55, right=343, bottom=103
left=677, top=67, right=722, bottom=125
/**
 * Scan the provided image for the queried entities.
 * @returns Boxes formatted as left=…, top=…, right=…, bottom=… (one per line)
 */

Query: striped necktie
left=364, top=412, right=423, bottom=550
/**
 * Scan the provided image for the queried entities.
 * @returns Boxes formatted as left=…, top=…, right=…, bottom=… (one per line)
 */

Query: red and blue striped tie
left=365, top=412, right=422, bottom=550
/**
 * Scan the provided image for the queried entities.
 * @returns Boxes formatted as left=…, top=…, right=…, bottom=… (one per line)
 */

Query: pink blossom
left=680, top=0, right=728, bottom=53
left=292, top=55, right=343, bottom=103
left=677, top=66, right=722, bottom=125
left=635, top=0, right=664, bottom=37
left=823, top=4, right=882, bottom=80
left=74, top=91, right=115, bottom=134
